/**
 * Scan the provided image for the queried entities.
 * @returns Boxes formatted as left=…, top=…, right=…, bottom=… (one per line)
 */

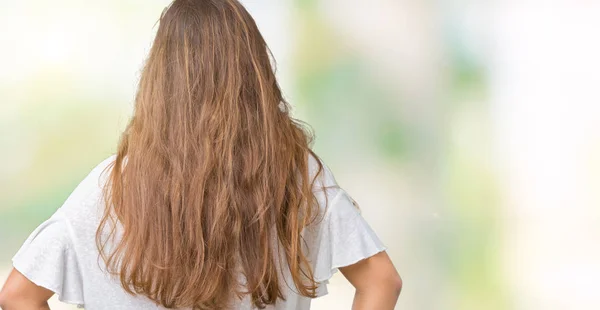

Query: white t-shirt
left=12, top=155, right=386, bottom=310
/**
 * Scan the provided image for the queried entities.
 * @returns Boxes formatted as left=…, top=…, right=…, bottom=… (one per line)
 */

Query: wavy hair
left=96, top=0, right=325, bottom=308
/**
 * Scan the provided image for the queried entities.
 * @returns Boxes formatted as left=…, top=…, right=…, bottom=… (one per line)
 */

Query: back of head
left=96, top=0, right=324, bottom=308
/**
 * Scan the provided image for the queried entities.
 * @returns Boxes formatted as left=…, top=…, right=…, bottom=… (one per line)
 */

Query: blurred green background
left=2, top=1, right=600, bottom=309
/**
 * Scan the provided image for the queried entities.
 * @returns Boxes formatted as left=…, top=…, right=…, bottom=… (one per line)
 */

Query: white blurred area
left=490, top=2, right=600, bottom=310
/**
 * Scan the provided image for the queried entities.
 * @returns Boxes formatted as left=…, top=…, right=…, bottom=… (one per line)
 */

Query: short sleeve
left=11, top=208, right=85, bottom=306
left=309, top=187, right=387, bottom=285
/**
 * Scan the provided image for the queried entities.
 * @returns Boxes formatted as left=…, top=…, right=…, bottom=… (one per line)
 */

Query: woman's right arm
left=339, top=251, right=402, bottom=310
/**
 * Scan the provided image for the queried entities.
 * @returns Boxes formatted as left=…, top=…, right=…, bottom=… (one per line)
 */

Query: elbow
left=0, top=290, right=10, bottom=310
left=0, top=291, right=48, bottom=310
left=393, top=274, right=403, bottom=296
left=0, top=285, right=24, bottom=310
left=0, top=291, right=32, bottom=310
left=376, top=272, right=402, bottom=297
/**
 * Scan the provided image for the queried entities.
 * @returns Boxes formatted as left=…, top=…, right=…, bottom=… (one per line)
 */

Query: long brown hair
left=96, top=0, right=326, bottom=308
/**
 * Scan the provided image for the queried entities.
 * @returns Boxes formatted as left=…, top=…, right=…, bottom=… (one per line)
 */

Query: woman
left=0, top=0, right=402, bottom=309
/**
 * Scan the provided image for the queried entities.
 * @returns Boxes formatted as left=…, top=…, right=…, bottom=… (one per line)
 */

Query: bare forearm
left=352, top=287, right=400, bottom=310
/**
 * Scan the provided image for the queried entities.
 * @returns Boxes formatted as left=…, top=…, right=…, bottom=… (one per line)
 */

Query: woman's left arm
left=0, top=268, right=54, bottom=310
